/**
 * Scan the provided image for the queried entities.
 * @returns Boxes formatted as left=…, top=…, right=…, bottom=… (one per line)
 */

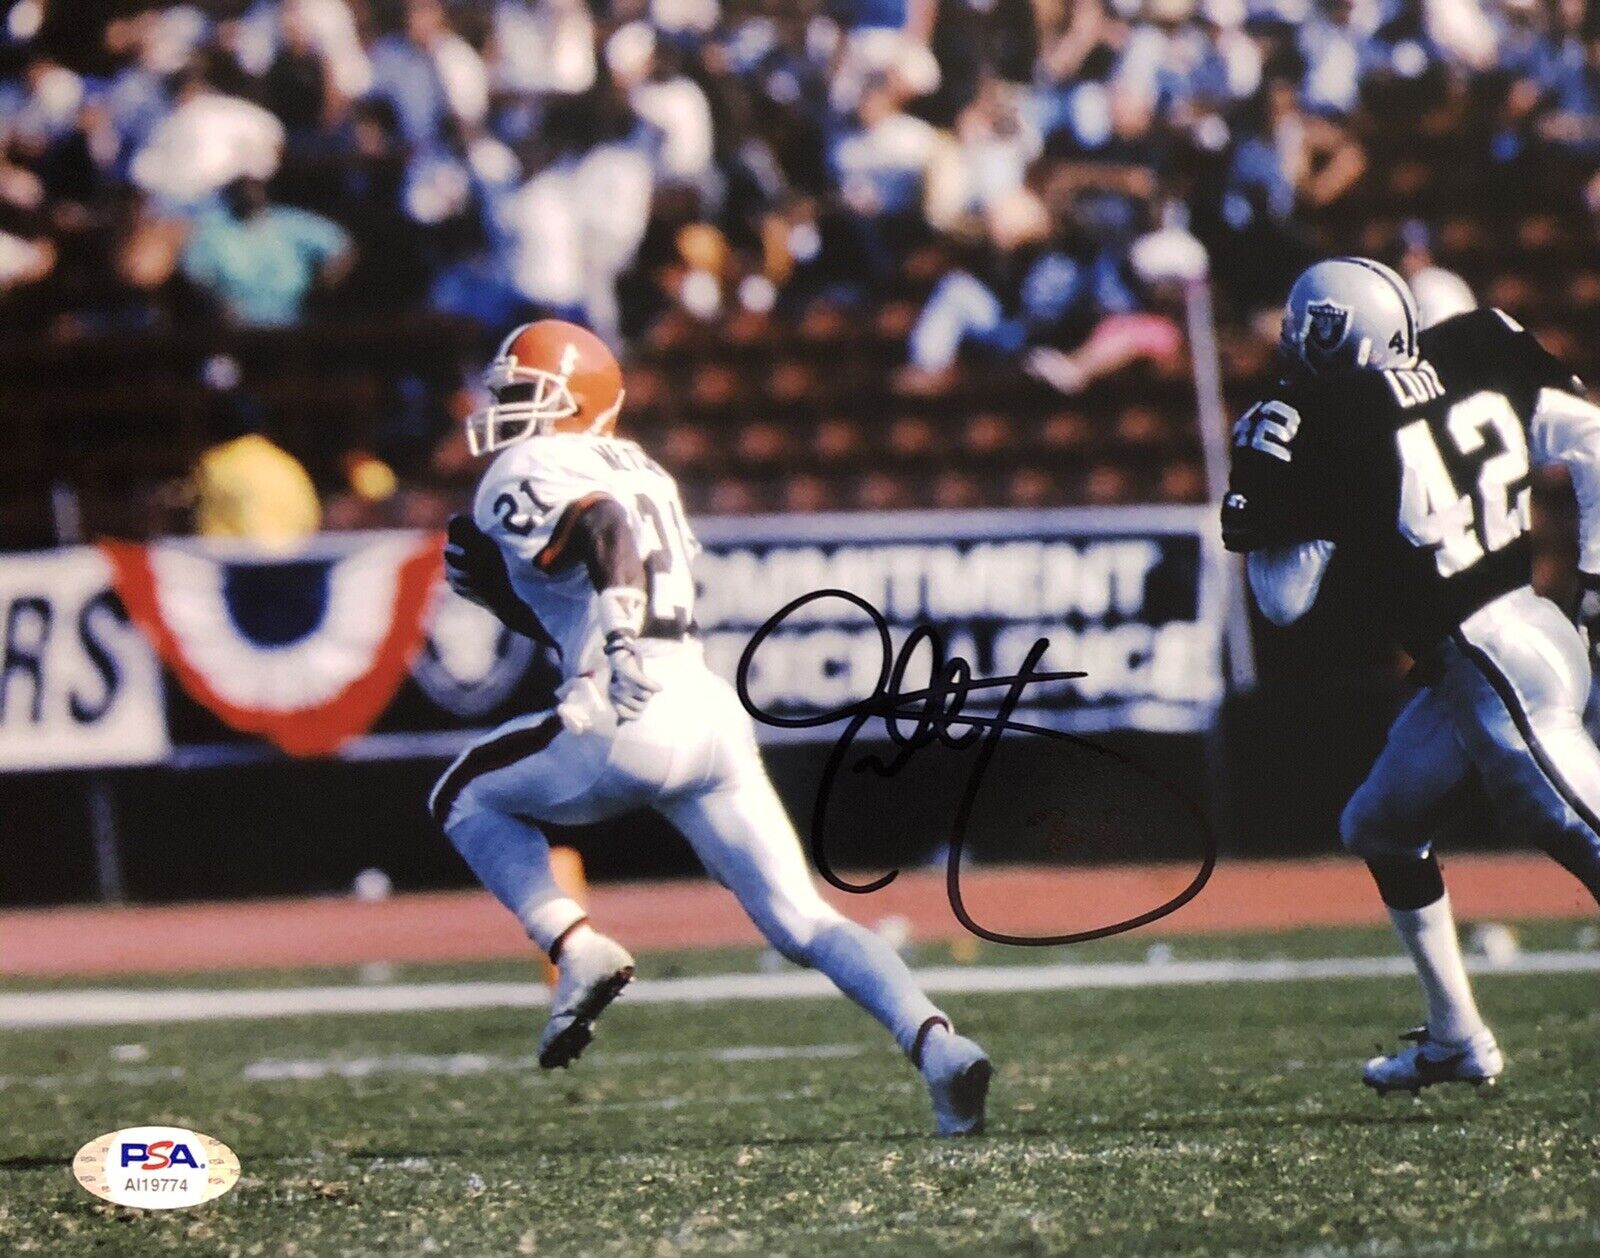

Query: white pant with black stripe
left=429, top=640, right=943, bottom=1056
left=1341, top=587, right=1600, bottom=885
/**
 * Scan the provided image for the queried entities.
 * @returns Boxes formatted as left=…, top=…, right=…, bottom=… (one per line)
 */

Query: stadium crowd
left=1, top=0, right=1599, bottom=537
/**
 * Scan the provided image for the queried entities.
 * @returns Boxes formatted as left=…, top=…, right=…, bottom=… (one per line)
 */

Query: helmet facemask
left=464, top=359, right=579, bottom=456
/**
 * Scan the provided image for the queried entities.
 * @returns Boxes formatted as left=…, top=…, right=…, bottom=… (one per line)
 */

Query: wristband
left=598, top=586, right=646, bottom=638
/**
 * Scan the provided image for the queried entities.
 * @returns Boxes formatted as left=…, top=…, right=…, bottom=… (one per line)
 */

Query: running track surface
left=3, top=855, right=1593, bottom=979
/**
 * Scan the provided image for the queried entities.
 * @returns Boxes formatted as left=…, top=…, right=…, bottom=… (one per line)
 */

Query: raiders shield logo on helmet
left=1304, top=300, right=1351, bottom=353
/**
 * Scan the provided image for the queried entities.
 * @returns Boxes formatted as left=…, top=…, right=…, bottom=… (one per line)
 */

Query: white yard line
left=2, top=950, right=1596, bottom=1030
left=239, top=1042, right=866, bottom=1082
left=0, top=1044, right=869, bottom=1092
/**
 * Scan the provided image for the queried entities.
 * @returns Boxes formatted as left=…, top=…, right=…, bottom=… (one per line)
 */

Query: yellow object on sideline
left=193, top=434, right=320, bottom=545
left=543, top=847, right=588, bottom=988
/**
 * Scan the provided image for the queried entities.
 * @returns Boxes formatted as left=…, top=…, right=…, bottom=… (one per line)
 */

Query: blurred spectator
left=367, top=0, right=489, bottom=150
left=918, top=0, right=1036, bottom=127
left=130, top=59, right=285, bottom=209
left=1193, top=0, right=1263, bottom=104
left=1211, top=73, right=1364, bottom=304
left=1114, top=0, right=1214, bottom=115
left=900, top=195, right=1176, bottom=395
left=1298, top=0, right=1375, bottom=116
left=829, top=0, right=942, bottom=113
left=331, top=99, right=431, bottom=309
left=1492, top=0, right=1542, bottom=77
left=0, top=224, right=53, bottom=293
left=925, top=74, right=1041, bottom=233
left=1534, top=12, right=1600, bottom=159
left=607, top=22, right=715, bottom=190
left=495, top=85, right=652, bottom=340
left=1397, top=218, right=1477, bottom=327
left=1423, top=0, right=1496, bottom=72
left=2, top=56, right=84, bottom=152
left=1026, top=308, right=1184, bottom=393
left=832, top=70, right=940, bottom=219
left=257, top=3, right=339, bottom=144
left=181, top=176, right=352, bottom=326
left=492, top=0, right=596, bottom=96
left=1032, top=0, right=1129, bottom=149
left=105, top=196, right=194, bottom=330
left=1027, top=216, right=1198, bottom=392
left=100, top=12, right=186, bottom=172
left=234, top=0, right=373, bottom=102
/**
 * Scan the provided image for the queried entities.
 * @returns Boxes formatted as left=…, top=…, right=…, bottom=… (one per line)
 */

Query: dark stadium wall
left=2, top=734, right=1206, bottom=906
left=0, top=709, right=1456, bottom=908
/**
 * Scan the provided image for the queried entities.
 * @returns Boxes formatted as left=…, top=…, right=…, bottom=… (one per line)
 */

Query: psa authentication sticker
left=73, top=1126, right=239, bottom=1209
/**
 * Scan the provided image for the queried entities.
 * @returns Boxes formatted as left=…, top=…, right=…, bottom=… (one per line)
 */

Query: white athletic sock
left=527, top=901, right=590, bottom=957
left=1386, top=893, right=1487, bottom=1044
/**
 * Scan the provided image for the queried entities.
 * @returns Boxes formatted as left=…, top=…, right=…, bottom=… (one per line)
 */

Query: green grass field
left=2, top=925, right=1597, bottom=1256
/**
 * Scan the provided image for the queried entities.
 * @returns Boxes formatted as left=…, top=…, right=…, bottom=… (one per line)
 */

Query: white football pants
left=431, top=641, right=945, bottom=1057
left=1341, top=587, right=1600, bottom=897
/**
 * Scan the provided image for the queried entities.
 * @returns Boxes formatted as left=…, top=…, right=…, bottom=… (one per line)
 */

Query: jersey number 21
left=635, top=492, right=695, bottom=633
left=1397, top=391, right=1530, bottom=578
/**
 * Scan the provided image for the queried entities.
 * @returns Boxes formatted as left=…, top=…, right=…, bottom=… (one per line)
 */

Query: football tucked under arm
left=1224, top=479, right=1337, bottom=624
left=1246, top=540, right=1337, bottom=627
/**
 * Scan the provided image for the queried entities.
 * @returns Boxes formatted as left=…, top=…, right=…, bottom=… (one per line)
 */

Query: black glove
left=444, top=514, right=501, bottom=607
left=444, top=514, right=545, bottom=640
left=1221, top=491, right=1260, bottom=554
left=1578, top=571, right=1600, bottom=666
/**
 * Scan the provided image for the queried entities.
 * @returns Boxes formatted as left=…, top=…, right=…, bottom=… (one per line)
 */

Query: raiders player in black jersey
left=1224, top=256, right=1600, bottom=1096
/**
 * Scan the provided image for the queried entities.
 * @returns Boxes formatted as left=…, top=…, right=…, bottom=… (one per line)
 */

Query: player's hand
left=444, top=514, right=550, bottom=641
left=603, top=631, right=660, bottom=721
left=444, top=513, right=507, bottom=609
left=1220, top=492, right=1259, bottom=553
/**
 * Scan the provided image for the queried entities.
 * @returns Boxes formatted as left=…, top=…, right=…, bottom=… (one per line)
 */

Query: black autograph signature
left=735, top=590, right=1217, bottom=945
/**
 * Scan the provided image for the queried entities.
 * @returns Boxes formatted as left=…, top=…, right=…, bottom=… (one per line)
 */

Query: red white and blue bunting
left=102, top=533, right=443, bottom=756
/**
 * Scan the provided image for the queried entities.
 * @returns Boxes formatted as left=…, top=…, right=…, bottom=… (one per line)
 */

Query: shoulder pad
left=473, top=439, right=616, bottom=535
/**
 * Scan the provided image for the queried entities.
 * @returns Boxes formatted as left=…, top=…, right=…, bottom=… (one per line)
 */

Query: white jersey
left=472, top=433, right=699, bottom=677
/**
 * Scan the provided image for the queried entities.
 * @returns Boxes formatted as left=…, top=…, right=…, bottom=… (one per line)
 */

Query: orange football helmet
left=465, top=320, right=626, bottom=455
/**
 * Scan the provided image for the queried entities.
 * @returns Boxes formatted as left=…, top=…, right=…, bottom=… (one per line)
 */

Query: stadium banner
left=0, top=547, right=169, bottom=770
left=97, top=531, right=558, bottom=766
left=693, top=505, right=1227, bottom=738
left=100, top=532, right=461, bottom=758
left=2, top=508, right=1225, bottom=771
left=0, top=533, right=560, bottom=770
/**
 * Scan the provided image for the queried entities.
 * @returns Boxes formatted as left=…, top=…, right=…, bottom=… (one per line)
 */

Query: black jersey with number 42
left=1222, top=308, right=1583, bottom=656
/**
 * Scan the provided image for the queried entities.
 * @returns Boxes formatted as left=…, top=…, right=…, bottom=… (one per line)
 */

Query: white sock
left=528, top=903, right=590, bottom=958
left=1386, top=893, right=1486, bottom=1044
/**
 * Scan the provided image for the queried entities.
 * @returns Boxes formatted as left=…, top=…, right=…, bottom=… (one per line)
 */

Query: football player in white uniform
left=430, top=320, right=992, bottom=1135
